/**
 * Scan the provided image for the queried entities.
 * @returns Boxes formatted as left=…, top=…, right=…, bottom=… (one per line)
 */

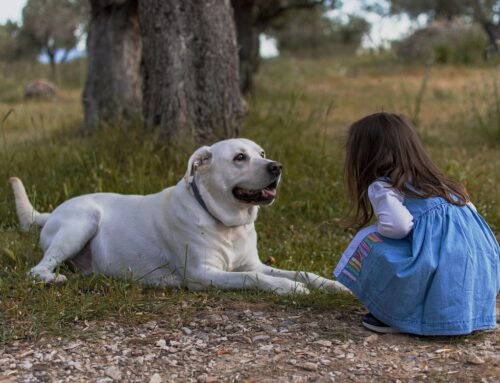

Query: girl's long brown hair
left=344, top=112, right=469, bottom=228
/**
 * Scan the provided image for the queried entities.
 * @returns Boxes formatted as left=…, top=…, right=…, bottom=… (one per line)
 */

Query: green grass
left=0, top=56, right=499, bottom=343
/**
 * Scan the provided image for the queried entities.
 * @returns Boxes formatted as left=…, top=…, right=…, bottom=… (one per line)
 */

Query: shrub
left=395, top=20, right=488, bottom=65
left=467, top=78, right=500, bottom=145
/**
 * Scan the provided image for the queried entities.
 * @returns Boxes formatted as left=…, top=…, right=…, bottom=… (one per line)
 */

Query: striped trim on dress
left=341, top=233, right=382, bottom=282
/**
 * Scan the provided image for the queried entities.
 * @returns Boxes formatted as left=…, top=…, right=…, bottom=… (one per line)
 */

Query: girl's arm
left=368, top=181, right=413, bottom=239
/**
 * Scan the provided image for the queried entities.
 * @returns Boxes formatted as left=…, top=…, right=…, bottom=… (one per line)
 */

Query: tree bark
left=138, top=0, right=246, bottom=141
left=232, top=0, right=261, bottom=94
left=481, top=22, right=500, bottom=53
left=471, top=0, right=500, bottom=53
left=45, top=47, right=57, bottom=81
left=82, top=0, right=142, bottom=132
left=231, top=0, right=324, bottom=94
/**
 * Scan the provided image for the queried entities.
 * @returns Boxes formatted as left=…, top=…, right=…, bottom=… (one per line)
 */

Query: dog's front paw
left=292, top=282, right=310, bottom=295
left=319, top=280, right=351, bottom=293
left=30, top=268, right=67, bottom=284
left=273, top=281, right=310, bottom=296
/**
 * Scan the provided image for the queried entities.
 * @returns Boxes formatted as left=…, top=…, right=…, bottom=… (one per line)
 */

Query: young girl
left=334, top=112, right=499, bottom=335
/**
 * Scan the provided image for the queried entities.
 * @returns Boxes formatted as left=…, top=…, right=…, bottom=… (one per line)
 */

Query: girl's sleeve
left=368, top=181, right=414, bottom=239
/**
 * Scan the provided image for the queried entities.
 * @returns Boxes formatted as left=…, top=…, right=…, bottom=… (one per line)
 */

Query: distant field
left=0, top=56, right=498, bottom=342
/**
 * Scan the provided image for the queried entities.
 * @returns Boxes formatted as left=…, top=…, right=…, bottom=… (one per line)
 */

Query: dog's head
left=184, top=138, right=282, bottom=226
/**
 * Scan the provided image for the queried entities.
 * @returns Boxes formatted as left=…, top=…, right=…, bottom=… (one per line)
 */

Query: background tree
left=82, top=0, right=142, bottom=132
left=388, top=0, right=467, bottom=20
left=470, top=0, right=500, bottom=53
left=267, top=8, right=369, bottom=57
left=231, top=0, right=330, bottom=94
left=386, top=0, right=500, bottom=53
left=0, top=21, right=39, bottom=62
left=21, top=0, right=88, bottom=79
left=395, top=19, right=487, bottom=64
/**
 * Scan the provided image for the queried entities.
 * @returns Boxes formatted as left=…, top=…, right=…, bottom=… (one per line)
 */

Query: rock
left=149, top=373, right=162, bottom=383
left=363, top=334, right=379, bottom=345
left=435, top=348, right=452, bottom=354
left=156, top=339, right=167, bottom=348
left=181, top=327, right=192, bottom=335
left=259, top=344, right=274, bottom=351
left=314, top=340, right=332, bottom=347
left=380, top=333, right=409, bottom=344
left=144, top=321, right=157, bottom=330
left=64, top=342, right=82, bottom=351
left=18, top=350, right=34, bottom=358
left=291, top=375, right=308, bottom=383
left=252, top=335, right=270, bottom=343
left=24, top=79, right=58, bottom=99
left=299, top=362, right=318, bottom=371
left=197, top=374, right=217, bottom=383
left=144, top=353, right=156, bottom=361
left=264, top=256, right=276, bottom=265
left=104, top=366, right=122, bottom=380
left=467, top=354, right=485, bottom=365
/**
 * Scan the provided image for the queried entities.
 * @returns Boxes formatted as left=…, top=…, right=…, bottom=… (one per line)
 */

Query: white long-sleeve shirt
left=368, top=181, right=414, bottom=239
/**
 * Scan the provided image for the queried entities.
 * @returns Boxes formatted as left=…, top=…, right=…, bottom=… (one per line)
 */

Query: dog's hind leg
left=31, top=211, right=99, bottom=283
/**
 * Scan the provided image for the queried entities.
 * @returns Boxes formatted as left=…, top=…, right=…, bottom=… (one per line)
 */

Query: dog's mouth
left=232, top=180, right=278, bottom=205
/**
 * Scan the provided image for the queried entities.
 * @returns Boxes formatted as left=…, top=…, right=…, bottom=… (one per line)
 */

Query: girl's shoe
left=362, top=313, right=399, bottom=334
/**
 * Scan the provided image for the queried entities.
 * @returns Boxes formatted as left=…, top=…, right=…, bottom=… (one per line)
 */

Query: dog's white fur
left=10, top=138, right=347, bottom=295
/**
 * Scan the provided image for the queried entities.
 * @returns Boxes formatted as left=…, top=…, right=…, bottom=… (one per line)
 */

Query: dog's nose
left=267, top=161, right=283, bottom=175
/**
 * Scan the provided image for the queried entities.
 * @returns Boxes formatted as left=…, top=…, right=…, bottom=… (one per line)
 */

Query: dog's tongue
left=262, top=187, right=276, bottom=198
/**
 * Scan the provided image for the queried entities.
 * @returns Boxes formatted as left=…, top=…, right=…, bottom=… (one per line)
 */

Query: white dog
left=10, top=138, right=347, bottom=295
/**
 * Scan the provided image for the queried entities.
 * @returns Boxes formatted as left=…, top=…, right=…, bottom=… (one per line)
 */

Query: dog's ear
left=184, top=146, right=213, bottom=185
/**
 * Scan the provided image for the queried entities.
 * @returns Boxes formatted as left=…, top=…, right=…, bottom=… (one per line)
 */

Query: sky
left=0, top=0, right=25, bottom=24
left=0, top=0, right=424, bottom=58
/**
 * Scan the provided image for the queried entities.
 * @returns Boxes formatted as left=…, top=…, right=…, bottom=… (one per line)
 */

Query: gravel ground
left=1, top=299, right=499, bottom=383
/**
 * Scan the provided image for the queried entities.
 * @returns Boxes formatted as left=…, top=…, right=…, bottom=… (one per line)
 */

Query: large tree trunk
left=232, top=0, right=261, bottom=94
left=138, top=0, right=246, bottom=141
left=82, top=0, right=142, bottom=132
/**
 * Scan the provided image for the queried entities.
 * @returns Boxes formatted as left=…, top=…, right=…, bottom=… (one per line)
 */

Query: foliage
left=0, top=57, right=498, bottom=343
left=20, top=0, right=88, bottom=76
left=388, top=0, right=469, bottom=20
left=267, top=7, right=370, bottom=57
left=386, top=0, right=500, bottom=52
left=395, top=20, right=488, bottom=65
left=386, top=0, right=500, bottom=22
left=0, top=21, right=39, bottom=62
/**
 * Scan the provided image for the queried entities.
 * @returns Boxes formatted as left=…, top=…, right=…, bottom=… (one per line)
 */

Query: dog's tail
left=9, top=177, right=50, bottom=231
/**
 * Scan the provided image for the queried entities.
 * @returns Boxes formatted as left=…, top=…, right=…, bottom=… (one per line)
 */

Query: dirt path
left=1, top=299, right=498, bottom=383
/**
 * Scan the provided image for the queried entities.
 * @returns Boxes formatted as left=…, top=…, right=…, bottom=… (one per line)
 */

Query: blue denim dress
left=334, top=195, right=499, bottom=335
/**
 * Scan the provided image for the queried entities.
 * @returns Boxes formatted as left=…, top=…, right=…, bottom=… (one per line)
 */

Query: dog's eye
left=260, top=151, right=266, bottom=158
left=233, top=153, right=247, bottom=161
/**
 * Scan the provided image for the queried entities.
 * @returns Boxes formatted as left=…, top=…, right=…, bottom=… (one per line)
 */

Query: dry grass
left=0, top=55, right=498, bottom=348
